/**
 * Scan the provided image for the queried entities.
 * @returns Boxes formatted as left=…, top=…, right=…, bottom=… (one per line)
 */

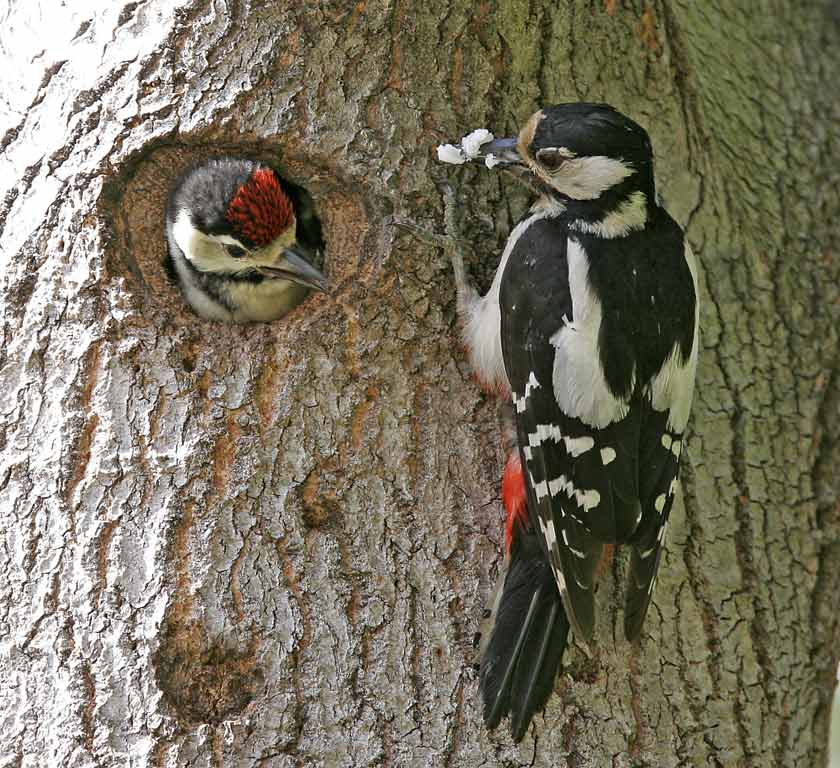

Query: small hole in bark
left=153, top=617, right=264, bottom=725
left=297, top=467, right=342, bottom=529
left=101, top=141, right=361, bottom=328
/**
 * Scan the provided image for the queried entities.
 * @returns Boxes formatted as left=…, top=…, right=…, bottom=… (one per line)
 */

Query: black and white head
left=166, top=158, right=328, bottom=322
left=479, top=103, right=656, bottom=226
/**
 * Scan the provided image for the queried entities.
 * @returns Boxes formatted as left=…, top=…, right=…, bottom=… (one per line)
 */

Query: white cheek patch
left=172, top=209, right=245, bottom=274
left=536, top=155, right=635, bottom=200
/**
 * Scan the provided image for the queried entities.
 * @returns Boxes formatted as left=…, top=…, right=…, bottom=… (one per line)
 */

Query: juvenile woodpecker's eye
left=536, top=148, right=568, bottom=172
left=225, top=244, right=248, bottom=259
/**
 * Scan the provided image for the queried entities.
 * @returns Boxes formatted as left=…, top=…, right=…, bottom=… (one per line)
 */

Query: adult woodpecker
left=443, top=103, right=699, bottom=740
left=166, top=157, right=329, bottom=322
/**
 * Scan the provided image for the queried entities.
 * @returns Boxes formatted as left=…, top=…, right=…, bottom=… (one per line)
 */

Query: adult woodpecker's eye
left=225, top=244, right=247, bottom=259
left=536, top=148, right=568, bottom=172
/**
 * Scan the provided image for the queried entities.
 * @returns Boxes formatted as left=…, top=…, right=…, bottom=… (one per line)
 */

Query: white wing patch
left=532, top=478, right=549, bottom=501
left=546, top=474, right=601, bottom=510
left=650, top=242, right=699, bottom=431
left=551, top=240, right=631, bottom=428
left=529, top=466, right=601, bottom=512
left=527, top=422, right=594, bottom=456
left=537, top=516, right=567, bottom=597
left=543, top=517, right=558, bottom=547
left=513, top=371, right=541, bottom=413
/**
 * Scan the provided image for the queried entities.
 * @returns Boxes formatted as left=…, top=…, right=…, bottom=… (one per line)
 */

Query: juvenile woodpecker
left=442, top=103, right=699, bottom=740
left=166, top=157, right=329, bottom=322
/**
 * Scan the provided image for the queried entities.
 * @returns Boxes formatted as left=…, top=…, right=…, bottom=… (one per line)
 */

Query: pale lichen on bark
left=0, top=1, right=838, bottom=767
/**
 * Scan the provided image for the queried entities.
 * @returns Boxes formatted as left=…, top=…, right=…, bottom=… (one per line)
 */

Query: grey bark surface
left=1, top=1, right=839, bottom=766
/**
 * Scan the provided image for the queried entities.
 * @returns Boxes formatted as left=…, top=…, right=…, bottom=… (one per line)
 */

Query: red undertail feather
left=503, top=452, right=527, bottom=554
left=226, top=168, right=294, bottom=246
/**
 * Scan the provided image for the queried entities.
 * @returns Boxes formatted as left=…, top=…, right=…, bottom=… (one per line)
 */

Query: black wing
left=623, top=236, right=697, bottom=641
left=624, top=404, right=683, bottom=640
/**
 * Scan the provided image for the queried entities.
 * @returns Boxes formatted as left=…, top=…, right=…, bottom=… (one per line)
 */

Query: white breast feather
left=227, top=280, right=307, bottom=323
left=461, top=204, right=560, bottom=392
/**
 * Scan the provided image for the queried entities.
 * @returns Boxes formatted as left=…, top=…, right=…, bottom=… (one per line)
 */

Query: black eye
left=536, top=148, right=568, bottom=172
left=225, top=244, right=247, bottom=259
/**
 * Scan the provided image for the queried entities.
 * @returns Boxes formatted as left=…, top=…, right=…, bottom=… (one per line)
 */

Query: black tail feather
left=624, top=541, right=664, bottom=641
left=509, top=597, right=567, bottom=741
left=482, top=583, right=542, bottom=729
left=479, top=534, right=570, bottom=741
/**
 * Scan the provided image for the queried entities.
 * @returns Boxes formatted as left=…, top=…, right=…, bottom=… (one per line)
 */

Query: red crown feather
left=226, top=168, right=295, bottom=247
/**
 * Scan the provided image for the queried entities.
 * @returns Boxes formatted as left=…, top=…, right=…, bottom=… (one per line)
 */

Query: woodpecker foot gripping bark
left=394, top=183, right=479, bottom=318
left=438, top=182, right=477, bottom=315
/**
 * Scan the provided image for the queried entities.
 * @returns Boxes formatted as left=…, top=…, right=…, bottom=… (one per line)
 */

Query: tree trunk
left=2, top=1, right=838, bottom=766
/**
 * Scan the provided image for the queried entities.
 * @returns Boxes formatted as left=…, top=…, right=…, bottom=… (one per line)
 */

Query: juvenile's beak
left=259, top=247, right=331, bottom=293
left=476, top=137, right=523, bottom=166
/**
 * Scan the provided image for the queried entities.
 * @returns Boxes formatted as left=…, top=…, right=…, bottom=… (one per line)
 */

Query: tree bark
left=1, top=1, right=839, bottom=766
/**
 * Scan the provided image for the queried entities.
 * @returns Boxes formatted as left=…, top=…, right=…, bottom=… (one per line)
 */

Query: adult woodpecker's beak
left=475, top=137, right=523, bottom=166
left=259, top=247, right=331, bottom=293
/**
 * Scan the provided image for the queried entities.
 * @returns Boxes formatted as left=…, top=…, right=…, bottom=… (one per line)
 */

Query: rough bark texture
left=1, top=1, right=839, bottom=766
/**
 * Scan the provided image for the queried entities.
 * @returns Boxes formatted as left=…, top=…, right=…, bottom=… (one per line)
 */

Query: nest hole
left=101, top=141, right=366, bottom=329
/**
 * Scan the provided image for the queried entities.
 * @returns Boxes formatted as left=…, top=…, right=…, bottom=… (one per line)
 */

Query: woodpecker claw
left=392, top=220, right=451, bottom=249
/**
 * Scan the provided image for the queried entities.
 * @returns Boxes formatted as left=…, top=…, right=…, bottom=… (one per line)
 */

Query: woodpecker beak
left=476, top=138, right=523, bottom=166
left=259, top=247, right=331, bottom=293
